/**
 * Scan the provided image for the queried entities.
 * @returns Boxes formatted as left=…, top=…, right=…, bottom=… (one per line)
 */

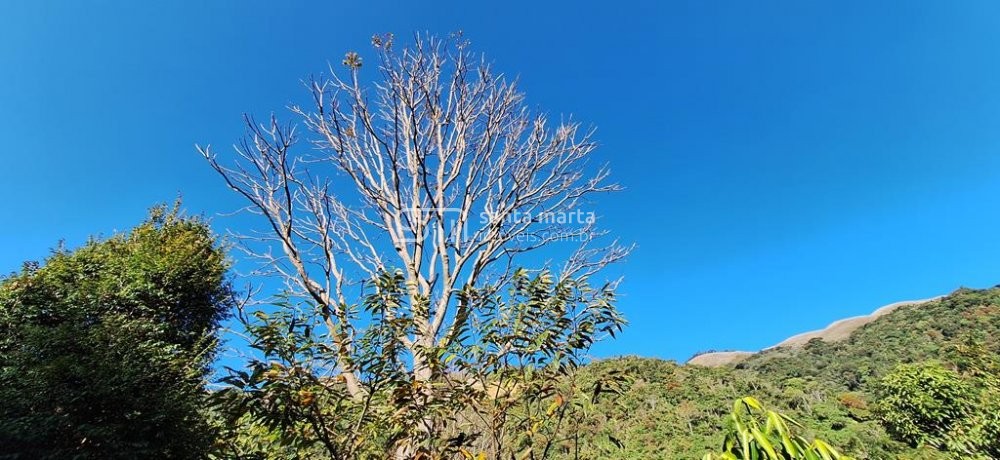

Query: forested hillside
left=566, top=287, right=1000, bottom=459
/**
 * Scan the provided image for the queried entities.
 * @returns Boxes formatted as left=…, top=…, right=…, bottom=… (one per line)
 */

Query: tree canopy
left=0, top=204, right=234, bottom=459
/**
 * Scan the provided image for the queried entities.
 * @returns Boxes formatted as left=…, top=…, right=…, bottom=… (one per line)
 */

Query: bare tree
left=200, top=32, right=629, bottom=458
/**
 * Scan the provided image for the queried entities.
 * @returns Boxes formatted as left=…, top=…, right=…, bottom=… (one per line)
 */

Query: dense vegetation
left=563, top=286, right=1000, bottom=459
left=0, top=205, right=234, bottom=459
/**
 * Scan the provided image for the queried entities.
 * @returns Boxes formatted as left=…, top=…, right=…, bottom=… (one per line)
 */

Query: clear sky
left=3, top=1, right=1000, bottom=363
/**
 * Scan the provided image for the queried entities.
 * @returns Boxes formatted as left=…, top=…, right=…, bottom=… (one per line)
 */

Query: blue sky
left=2, top=1, right=1000, bottom=363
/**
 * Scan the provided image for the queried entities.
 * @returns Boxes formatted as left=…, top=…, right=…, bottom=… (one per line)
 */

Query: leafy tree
left=874, top=362, right=974, bottom=448
left=957, top=390, right=1000, bottom=459
left=0, top=204, right=234, bottom=459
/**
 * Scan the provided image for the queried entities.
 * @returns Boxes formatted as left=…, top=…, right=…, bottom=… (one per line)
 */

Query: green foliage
left=551, top=286, right=1000, bottom=460
left=448, top=269, right=628, bottom=460
left=206, top=282, right=1000, bottom=460
left=0, top=203, right=234, bottom=459
left=215, top=269, right=626, bottom=459
left=869, top=345, right=1000, bottom=459
left=874, top=362, right=974, bottom=448
left=6, top=202, right=1000, bottom=460
left=704, top=397, right=853, bottom=460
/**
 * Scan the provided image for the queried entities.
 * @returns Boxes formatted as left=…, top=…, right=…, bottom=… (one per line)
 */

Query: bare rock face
left=686, top=296, right=943, bottom=367
left=768, top=297, right=942, bottom=349
left=687, top=351, right=754, bottom=367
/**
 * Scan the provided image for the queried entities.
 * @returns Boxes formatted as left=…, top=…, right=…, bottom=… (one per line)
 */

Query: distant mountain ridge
left=687, top=295, right=945, bottom=367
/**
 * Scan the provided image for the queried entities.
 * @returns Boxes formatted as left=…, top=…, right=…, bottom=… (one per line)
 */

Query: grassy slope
left=568, top=286, right=1000, bottom=459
